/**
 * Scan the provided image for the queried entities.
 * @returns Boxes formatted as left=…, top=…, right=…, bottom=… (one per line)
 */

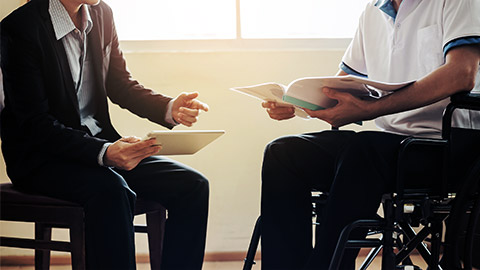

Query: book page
left=230, top=83, right=288, bottom=105
left=230, top=83, right=310, bottom=118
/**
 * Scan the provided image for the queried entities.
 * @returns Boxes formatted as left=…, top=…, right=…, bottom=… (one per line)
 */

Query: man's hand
left=262, top=101, right=296, bottom=121
left=103, top=137, right=162, bottom=171
left=172, top=92, right=209, bottom=127
left=304, top=87, right=374, bottom=128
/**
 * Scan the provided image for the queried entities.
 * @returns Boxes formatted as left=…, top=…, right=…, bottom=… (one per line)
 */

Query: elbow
left=464, top=65, right=477, bottom=91
left=455, top=65, right=478, bottom=93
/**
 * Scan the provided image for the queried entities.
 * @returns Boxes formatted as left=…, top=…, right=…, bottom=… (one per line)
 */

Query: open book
left=231, top=75, right=414, bottom=118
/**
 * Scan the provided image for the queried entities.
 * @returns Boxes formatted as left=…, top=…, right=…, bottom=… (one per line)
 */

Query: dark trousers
left=261, top=128, right=480, bottom=270
left=13, top=156, right=209, bottom=270
left=261, top=130, right=422, bottom=270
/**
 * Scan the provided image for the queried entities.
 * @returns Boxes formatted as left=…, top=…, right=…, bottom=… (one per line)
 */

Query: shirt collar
left=49, top=0, right=93, bottom=41
left=374, top=0, right=398, bottom=20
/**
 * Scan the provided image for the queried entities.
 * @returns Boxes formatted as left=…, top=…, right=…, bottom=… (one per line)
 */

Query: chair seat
left=0, top=183, right=164, bottom=215
left=0, top=183, right=78, bottom=206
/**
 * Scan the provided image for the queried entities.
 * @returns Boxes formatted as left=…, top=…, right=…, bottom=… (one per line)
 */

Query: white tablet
left=146, top=130, right=225, bottom=155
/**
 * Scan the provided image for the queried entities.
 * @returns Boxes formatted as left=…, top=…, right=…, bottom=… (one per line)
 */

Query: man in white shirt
left=260, top=0, right=480, bottom=269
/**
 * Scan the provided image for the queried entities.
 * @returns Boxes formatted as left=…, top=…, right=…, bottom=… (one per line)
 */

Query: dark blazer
left=1, top=0, right=173, bottom=181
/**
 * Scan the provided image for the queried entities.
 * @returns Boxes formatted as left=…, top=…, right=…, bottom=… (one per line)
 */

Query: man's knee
left=190, top=172, right=209, bottom=196
left=263, top=135, right=305, bottom=164
left=179, top=169, right=210, bottom=201
left=89, top=170, right=136, bottom=206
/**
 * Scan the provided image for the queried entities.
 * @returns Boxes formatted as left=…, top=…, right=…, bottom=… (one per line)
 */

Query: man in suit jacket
left=1, top=0, right=210, bottom=269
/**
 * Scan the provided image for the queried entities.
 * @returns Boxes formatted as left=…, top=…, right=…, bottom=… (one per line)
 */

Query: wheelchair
left=243, top=91, right=480, bottom=270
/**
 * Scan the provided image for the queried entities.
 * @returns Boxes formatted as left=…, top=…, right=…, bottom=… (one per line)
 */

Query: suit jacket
left=0, top=0, right=173, bottom=181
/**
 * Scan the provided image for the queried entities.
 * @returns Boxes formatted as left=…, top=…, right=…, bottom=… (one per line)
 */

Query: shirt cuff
left=340, top=62, right=368, bottom=78
left=165, top=99, right=179, bottom=126
left=97, top=142, right=112, bottom=167
left=443, top=36, right=480, bottom=56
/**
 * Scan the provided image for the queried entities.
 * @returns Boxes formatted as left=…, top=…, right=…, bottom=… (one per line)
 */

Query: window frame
left=119, top=38, right=352, bottom=53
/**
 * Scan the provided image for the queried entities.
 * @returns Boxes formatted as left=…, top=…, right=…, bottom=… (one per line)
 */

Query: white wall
left=0, top=0, right=22, bottom=19
left=0, top=0, right=379, bottom=257
left=110, top=50, right=379, bottom=254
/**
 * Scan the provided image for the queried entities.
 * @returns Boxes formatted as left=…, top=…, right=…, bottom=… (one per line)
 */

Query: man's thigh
left=14, top=158, right=131, bottom=206
left=263, top=130, right=356, bottom=191
left=117, top=156, right=208, bottom=209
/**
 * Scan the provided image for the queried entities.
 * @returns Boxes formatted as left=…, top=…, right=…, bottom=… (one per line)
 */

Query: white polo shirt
left=341, top=0, right=480, bottom=138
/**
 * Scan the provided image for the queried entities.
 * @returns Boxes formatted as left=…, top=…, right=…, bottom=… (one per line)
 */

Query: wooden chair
left=0, top=182, right=166, bottom=270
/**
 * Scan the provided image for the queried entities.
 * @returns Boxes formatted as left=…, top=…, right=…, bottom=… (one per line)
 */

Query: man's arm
left=95, top=3, right=174, bottom=128
left=1, top=11, right=108, bottom=166
left=305, top=45, right=480, bottom=127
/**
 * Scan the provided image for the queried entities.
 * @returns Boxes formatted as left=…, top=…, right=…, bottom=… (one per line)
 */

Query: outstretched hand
left=262, top=101, right=295, bottom=121
left=172, top=92, right=209, bottom=127
left=304, top=87, right=374, bottom=128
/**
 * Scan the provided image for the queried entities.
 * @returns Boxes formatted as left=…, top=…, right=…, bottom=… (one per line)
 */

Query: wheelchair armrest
left=450, top=91, right=480, bottom=109
left=443, top=91, right=480, bottom=139
left=396, top=137, right=448, bottom=199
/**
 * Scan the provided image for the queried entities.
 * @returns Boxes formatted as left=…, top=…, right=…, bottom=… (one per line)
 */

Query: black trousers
left=261, top=130, right=445, bottom=270
left=13, top=156, right=209, bottom=270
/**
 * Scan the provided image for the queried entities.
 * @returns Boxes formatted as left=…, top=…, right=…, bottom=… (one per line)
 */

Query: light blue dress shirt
left=49, top=0, right=102, bottom=136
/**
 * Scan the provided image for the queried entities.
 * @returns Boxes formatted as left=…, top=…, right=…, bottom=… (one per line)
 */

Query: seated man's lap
left=118, top=156, right=209, bottom=210
left=12, top=155, right=208, bottom=211
left=262, top=130, right=407, bottom=190
left=262, top=130, right=356, bottom=191
left=13, top=158, right=134, bottom=206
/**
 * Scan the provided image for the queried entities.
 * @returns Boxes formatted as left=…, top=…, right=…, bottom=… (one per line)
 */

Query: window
left=240, top=0, right=369, bottom=39
left=108, top=0, right=237, bottom=40
left=107, top=0, right=370, bottom=50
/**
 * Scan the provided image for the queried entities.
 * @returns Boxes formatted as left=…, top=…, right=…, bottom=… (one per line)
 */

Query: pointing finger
left=183, top=92, right=199, bottom=100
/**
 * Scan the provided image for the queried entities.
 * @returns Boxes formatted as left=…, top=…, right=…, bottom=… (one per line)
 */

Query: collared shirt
left=49, top=0, right=178, bottom=166
left=340, top=0, right=480, bottom=138
left=373, top=0, right=480, bottom=55
left=49, top=0, right=102, bottom=136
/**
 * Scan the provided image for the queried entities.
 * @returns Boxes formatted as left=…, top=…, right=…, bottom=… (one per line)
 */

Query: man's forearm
left=367, top=45, right=480, bottom=120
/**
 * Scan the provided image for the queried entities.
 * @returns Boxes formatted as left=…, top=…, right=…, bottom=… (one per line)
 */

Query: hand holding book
left=261, top=100, right=296, bottom=121
left=302, top=87, right=372, bottom=127
left=231, top=75, right=414, bottom=124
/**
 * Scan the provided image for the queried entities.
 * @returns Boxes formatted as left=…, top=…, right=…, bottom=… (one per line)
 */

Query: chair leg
left=429, top=220, right=443, bottom=270
left=359, top=245, right=383, bottom=270
left=35, top=223, right=52, bottom=270
left=243, top=216, right=262, bottom=270
left=146, top=209, right=166, bottom=270
left=381, top=200, right=395, bottom=270
left=69, top=221, right=86, bottom=270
